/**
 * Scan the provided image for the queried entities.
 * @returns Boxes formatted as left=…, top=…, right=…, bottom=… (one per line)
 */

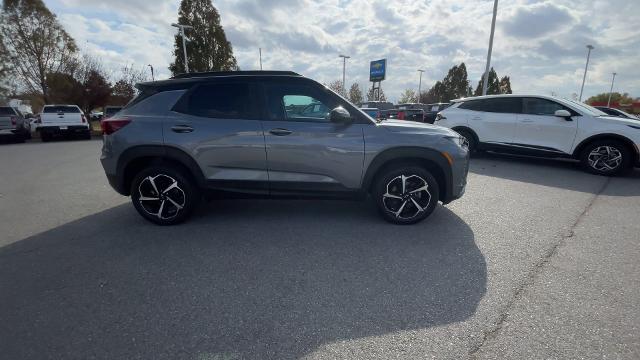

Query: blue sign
left=370, top=59, right=386, bottom=82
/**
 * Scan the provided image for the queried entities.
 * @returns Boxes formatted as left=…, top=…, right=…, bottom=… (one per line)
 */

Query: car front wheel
left=130, top=165, right=200, bottom=225
left=373, top=165, right=440, bottom=225
left=580, top=140, right=632, bottom=176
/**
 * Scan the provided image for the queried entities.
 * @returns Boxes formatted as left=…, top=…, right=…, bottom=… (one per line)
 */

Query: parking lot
left=1, top=139, right=639, bottom=359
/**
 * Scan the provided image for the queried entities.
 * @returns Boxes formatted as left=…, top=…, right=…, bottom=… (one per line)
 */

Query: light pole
left=339, top=54, right=350, bottom=95
left=172, top=23, right=193, bottom=73
left=482, top=0, right=499, bottom=95
left=147, top=64, right=154, bottom=81
left=417, top=69, right=425, bottom=102
left=259, top=48, right=263, bottom=70
left=607, top=72, right=617, bottom=107
left=579, top=44, right=594, bottom=101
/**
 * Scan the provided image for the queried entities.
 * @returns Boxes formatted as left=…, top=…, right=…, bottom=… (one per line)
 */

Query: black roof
left=172, top=70, right=300, bottom=79
left=137, top=70, right=303, bottom=89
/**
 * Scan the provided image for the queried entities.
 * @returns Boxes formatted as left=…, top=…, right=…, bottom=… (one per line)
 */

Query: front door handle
left=269, top=128, right=292, bottom=136
left=171, top=124, right=193, bottom=133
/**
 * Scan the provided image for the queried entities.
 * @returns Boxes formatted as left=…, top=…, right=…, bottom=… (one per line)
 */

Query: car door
left=260, top=80, right=366, bottom=194
left=459, top=97, right=520, bottom=146
left=164, top=81, right=269, bottom=193
left=514, top=97, right=578, bottom=154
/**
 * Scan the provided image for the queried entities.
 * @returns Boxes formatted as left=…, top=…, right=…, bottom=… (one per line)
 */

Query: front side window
left=183, top=83, right=251, bottom=119
left=523, top=98, right=570, bottom=116
left=459, top=98, right=521, bottom=114
left=265, top=83, right=337, bottom=122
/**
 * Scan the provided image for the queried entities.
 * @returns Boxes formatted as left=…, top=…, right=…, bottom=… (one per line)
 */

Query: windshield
left=561, top=99, right=608, bottom=116
left=43, top=106, right=81, bottom=113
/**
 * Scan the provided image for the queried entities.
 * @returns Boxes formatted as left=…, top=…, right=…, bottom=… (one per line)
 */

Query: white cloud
left=45, top=0, right=640, bottom=102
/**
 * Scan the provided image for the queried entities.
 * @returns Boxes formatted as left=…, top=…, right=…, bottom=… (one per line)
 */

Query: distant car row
left=359, top=101, right=451, bottom=123
left=0, top=104, right=122, bottom=142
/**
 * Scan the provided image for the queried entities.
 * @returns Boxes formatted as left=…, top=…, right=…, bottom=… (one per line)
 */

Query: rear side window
left=523, top=98, right=573, bottom=116
left=43, top=106, right=80, bottom=113
left=180, top=83, right=252, bottom=119
left=459, top=98, right=521, bottom=114
left=0, top=107, right=16, bottom=116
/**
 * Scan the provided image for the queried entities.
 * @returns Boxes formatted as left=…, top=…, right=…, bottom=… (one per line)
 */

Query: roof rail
left=171, top=70, right=301, bottom=79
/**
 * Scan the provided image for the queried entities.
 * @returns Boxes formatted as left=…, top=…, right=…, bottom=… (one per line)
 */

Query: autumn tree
left=110, top=80, right=135, bottom=106
left=398, top=89, right=418, bottom=104
left=327, top=79, right=346, bottom=97
left=348, top=83, right=363, bottom=105
left=169, top=0, right=238, bottom=75
left=586, top=92, right=635, bottom=105
left=0, top=0, right=78, bottom=103
left=366, top=86, right=386, bottom=102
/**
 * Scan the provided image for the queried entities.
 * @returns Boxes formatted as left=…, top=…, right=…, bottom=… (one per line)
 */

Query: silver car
left=100, top=71, right=469, bottom=225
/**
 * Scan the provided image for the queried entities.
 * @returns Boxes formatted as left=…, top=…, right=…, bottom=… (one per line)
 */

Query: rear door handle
left=171, top=124, right=193, bottom=133
left=269, top=128, right=292, bottom=136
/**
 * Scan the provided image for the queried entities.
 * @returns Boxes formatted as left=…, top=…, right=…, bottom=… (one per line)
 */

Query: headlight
left=445, top=135, right=469, bottom=150
left=435, top=113, right=446, bottom=121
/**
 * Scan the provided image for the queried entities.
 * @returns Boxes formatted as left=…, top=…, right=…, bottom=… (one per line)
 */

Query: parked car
left=382, top=109, right=426, bottom=122
left=424, top=103, right=451, bottom=124
left=0, top=106, right=30, bottom=142
left=435, top=94, right=640, bottom=175
left=103, top=106, right=123, bottom=120
left=36, top=105, right=91, bottom=141
left=594, top=106, right=639, bottom=120
left=360, top=107, right=380, bottom=119
left=360, top=101, right=395, bottom=110
left=100, top=71, right=469, bottom=225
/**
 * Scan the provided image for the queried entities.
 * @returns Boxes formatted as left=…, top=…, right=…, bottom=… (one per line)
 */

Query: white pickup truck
left=36, top=105, right=90, bottom=142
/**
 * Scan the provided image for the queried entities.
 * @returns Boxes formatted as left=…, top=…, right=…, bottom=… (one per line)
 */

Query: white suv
left=436, top=94, right=640, bottom=175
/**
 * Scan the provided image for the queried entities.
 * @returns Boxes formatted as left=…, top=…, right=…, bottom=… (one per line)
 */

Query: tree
left=80, top=70, right=111, bottom=114
left=474, top=68, right=500, bottom=96
left=499, top=76, right=512, bottom=94
left=421, top=81, right=447, bottom=103
left=442, top=63, right=470, bottom=100
left=327, top=79, right=345, bottom=97
left=398, top=89, right=418, bottom=104
left=110, top=80, right=135, bottom=106
left=366, top=86, right=386, bottom=101
left=348, top=83, right=363, bottom=105
left=46, top=72, right=82, bottom=104
left=0, top=0, right=78, bottom=103
left=586, top=92, right=635, bottom=105
left=169, top=0, right=238, bottom=75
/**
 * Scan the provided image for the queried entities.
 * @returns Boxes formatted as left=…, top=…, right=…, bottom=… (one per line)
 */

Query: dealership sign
left=370, top=59, right=386, bottom=82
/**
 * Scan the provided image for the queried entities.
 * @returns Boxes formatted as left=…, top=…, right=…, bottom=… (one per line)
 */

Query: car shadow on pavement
left=0, top=200, right=485, bottom=360
left=470, top=152, right=640, bottom=195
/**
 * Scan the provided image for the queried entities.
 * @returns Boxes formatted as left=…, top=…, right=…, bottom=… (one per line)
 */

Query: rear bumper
left=39, top=125, right=90, bottom=135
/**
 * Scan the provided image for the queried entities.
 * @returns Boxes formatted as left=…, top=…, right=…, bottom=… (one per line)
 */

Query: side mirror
left=329, top=107, right=352, bottom=123
left=554, top=109, right=572, bottom=120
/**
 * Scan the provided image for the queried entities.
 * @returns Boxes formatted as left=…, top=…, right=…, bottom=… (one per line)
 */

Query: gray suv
left=100, top=71, right=469, bottom=225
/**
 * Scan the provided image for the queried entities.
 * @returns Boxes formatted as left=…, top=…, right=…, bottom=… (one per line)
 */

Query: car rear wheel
left=373, top=165, right=440, bottom=225
left=580, top=140, right=632, bottom=176
left=130, top=165, right=200, bottom=225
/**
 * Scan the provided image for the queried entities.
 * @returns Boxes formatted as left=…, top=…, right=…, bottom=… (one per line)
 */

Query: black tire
left=579, top=139, right=633, bottom=176
left=40, top=132, right=50, bottom=142
left=372, top=165, right=440, bottom=225
left=130, top=165, right=200, bottom=225
left=454, top=128, right=479, bottom=155
left=82, top=131, right=92, bottom=140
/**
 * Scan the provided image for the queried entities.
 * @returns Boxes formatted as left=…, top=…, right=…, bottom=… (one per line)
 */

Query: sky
left=44, top=0, right=640, bottom=103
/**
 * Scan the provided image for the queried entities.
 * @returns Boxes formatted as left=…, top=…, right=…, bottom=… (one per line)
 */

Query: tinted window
left=104, top=107, right=122, bottom=117
left=459, top=98, right=521, bottom=113
left=523, top=98, right=570, bottom=116
left=43, top=106, right=80, bottom=113
left=0, top=107, right=16, bottom=116
left=265, top=83, right=338, bottom=122
left=183, top=83, right=251, bottom=119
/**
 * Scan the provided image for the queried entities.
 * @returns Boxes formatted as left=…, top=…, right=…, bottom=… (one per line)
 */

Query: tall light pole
left=172, top=23, right=193, bottom=73
left=579, top=44, right=594, bottom=101
left=417, top=69, right=425, bottom=102
left=259, top=48, right=263, bottom=70
left=607, top=72, right=617, bottom=107
left=482, top=0, right=499, bottom=96
left=147, top=64, right=154, bottom=81
left=339, top=54, right=350, bottom=95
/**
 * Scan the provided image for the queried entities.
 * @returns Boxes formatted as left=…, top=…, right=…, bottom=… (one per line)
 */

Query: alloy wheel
left=587, top=146, right=622, bottom=172
left=137, top=174, right=186, bottom=220
left=382, top=174, right=432, bottom=220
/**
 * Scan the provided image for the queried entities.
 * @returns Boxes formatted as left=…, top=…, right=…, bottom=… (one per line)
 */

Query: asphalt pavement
left=0, top=139, right=638, bottom=359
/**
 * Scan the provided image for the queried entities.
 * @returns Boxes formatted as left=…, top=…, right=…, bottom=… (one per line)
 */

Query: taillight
left=398, top=111, right=405, bottom=120
left=101, top=117, right=131, bottom=135
left=81, top=114, right=87, bottom=123
left=10, top=116, right=16, bottom=126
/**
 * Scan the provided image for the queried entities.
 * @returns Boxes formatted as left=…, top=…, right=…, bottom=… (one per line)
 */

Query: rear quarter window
left=174, top=82, right=255, bottom=119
